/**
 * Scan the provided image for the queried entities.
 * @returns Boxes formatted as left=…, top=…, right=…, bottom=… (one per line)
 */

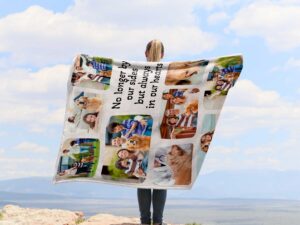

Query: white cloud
left=212, top=145, right=239, bottom=154
left=67, top=0, right=198, bottom=27
left=244, top=146, right=274, bottom=155
left=200, top=79, right=300, bottom=172
left=206, top=138, right=299, bottom=171
left=0, top=100, right=65, bottom=125
left=216, top=79, right=300, bottom=137
left=0, top=64, right=68, bottom=126
left=285, top=57, right=300, bottom=68
left=0, top=0, right=299, bottom=177
left=227, top=79, right=281, bottom=107
left=0, top=3, right=218, bottom=67
left=0, top=103, right=64, bottom=125
left=228, top=1, right=300, bottom=51
left=0, top=64, right=69, bottom=94
left=197, top=0, right=240, bottom=10
left=27, top=125, right=47, bottom=133
left=0, top=103, right=47, bottom=123
left=202, top=156, right=281, bottom=173
left=0, top=1, right=219, bottom=126
left=203, top=138, right=296, bottom=172
left=207, top=12, right=229, bottom=24
left=271, top=57, right=300, bottom=72
left=278, top=0, right=300, bottom=5
left=14, top=142, right=49, bottom=153
left=0, top=156, right=54, bottom=179
left=43, top=107, right=66, bottom=125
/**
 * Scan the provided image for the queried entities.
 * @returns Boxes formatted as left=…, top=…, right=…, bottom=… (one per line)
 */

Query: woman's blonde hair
left=145, top=39, right=164, bottom=62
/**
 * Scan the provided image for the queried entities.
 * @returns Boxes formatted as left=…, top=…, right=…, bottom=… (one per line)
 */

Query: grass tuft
left=75, top=217, right=85, bottom=224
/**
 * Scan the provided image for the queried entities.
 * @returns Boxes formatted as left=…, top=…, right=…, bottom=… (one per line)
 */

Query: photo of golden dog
left=76, top=96, right=102, bottom=112
left=165, top=60, right=208, bottom=85
left=103, top=115, right=153, bottom=182
left=167, top=144, right=193, bottom=185
left=126, top=135, right=151, bottom=151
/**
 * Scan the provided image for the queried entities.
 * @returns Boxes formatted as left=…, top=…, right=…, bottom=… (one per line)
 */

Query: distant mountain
left=0, top=177, right=136, bottom=199
left=0, top=170, right=299, bottom=200
left=179, top=169, right=300, bottom=199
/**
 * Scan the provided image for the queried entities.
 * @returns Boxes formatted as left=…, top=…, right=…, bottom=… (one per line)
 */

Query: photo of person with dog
left=101, top=115, right=153, bottom=182
left=200, top=131, right=214, bottom=153
left=55, top=138, right=100, bottom=180
left=65, top=90, right=102, bottom=134
left=165, top=60, right=209, bottom=85
left=115, top=149, right=148, bottom=178
left=200, top=114, right=217, bottom=153
left=205, top=56, right=243, bottom=99
left=71, top=54, right=113, bottom=90
left=147, top=144, right=193, bottom=186
left=160, top=88, right=199, bottom=139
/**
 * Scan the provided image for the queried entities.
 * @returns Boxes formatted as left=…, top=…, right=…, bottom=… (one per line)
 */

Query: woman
left=137, top=39, right=167, bottom=225
left=117, top=148, right=143, bottom=161
left=116, top=149, right=148, bottom=178
left=200, top=131, right=214, bottom=153
left=83, top=112, right=99, bottom=129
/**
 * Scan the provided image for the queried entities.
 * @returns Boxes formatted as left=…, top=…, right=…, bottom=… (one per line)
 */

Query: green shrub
left=75, top=217, right=85, bottom=224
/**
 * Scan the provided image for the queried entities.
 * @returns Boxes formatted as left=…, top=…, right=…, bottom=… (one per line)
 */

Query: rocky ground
left=0, top=205, right=178, bottom=225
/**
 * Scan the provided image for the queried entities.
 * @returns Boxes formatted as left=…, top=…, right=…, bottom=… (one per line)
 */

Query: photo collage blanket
left=53, top=54, right=243, bottom=189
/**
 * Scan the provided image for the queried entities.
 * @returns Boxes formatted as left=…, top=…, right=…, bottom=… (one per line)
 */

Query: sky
left=0, top=0, right=300, bottom=180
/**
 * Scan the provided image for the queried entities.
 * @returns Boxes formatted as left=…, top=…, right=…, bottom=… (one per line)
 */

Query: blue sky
left=0, top=0, right=300, bottom=180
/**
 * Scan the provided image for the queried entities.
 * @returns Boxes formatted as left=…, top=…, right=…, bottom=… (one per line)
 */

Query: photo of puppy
left=167, top=145, right=193, bottom=185
left=149, top=144, right=193, bottom=186
left=75, top=96, right=102, bottom=112
left=102, top=115, right=153, bottom=182
left=66, top=91, right=102, bottom=134
left=165, top=60, right=209, bottom=85
left=126, top=135, right=151, bottom=151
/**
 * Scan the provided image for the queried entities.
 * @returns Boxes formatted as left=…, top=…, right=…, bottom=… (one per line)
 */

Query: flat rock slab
left=81, top=214, right=177, bottom=225
left=80, top=213, right=140, bottom=225
left=0, top=205, right=84, bottom=225
left=0, top=205, right=178, bottom=225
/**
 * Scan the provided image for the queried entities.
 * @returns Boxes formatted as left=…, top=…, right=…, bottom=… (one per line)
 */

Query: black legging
left=137, top=188, right=167, bottom=224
